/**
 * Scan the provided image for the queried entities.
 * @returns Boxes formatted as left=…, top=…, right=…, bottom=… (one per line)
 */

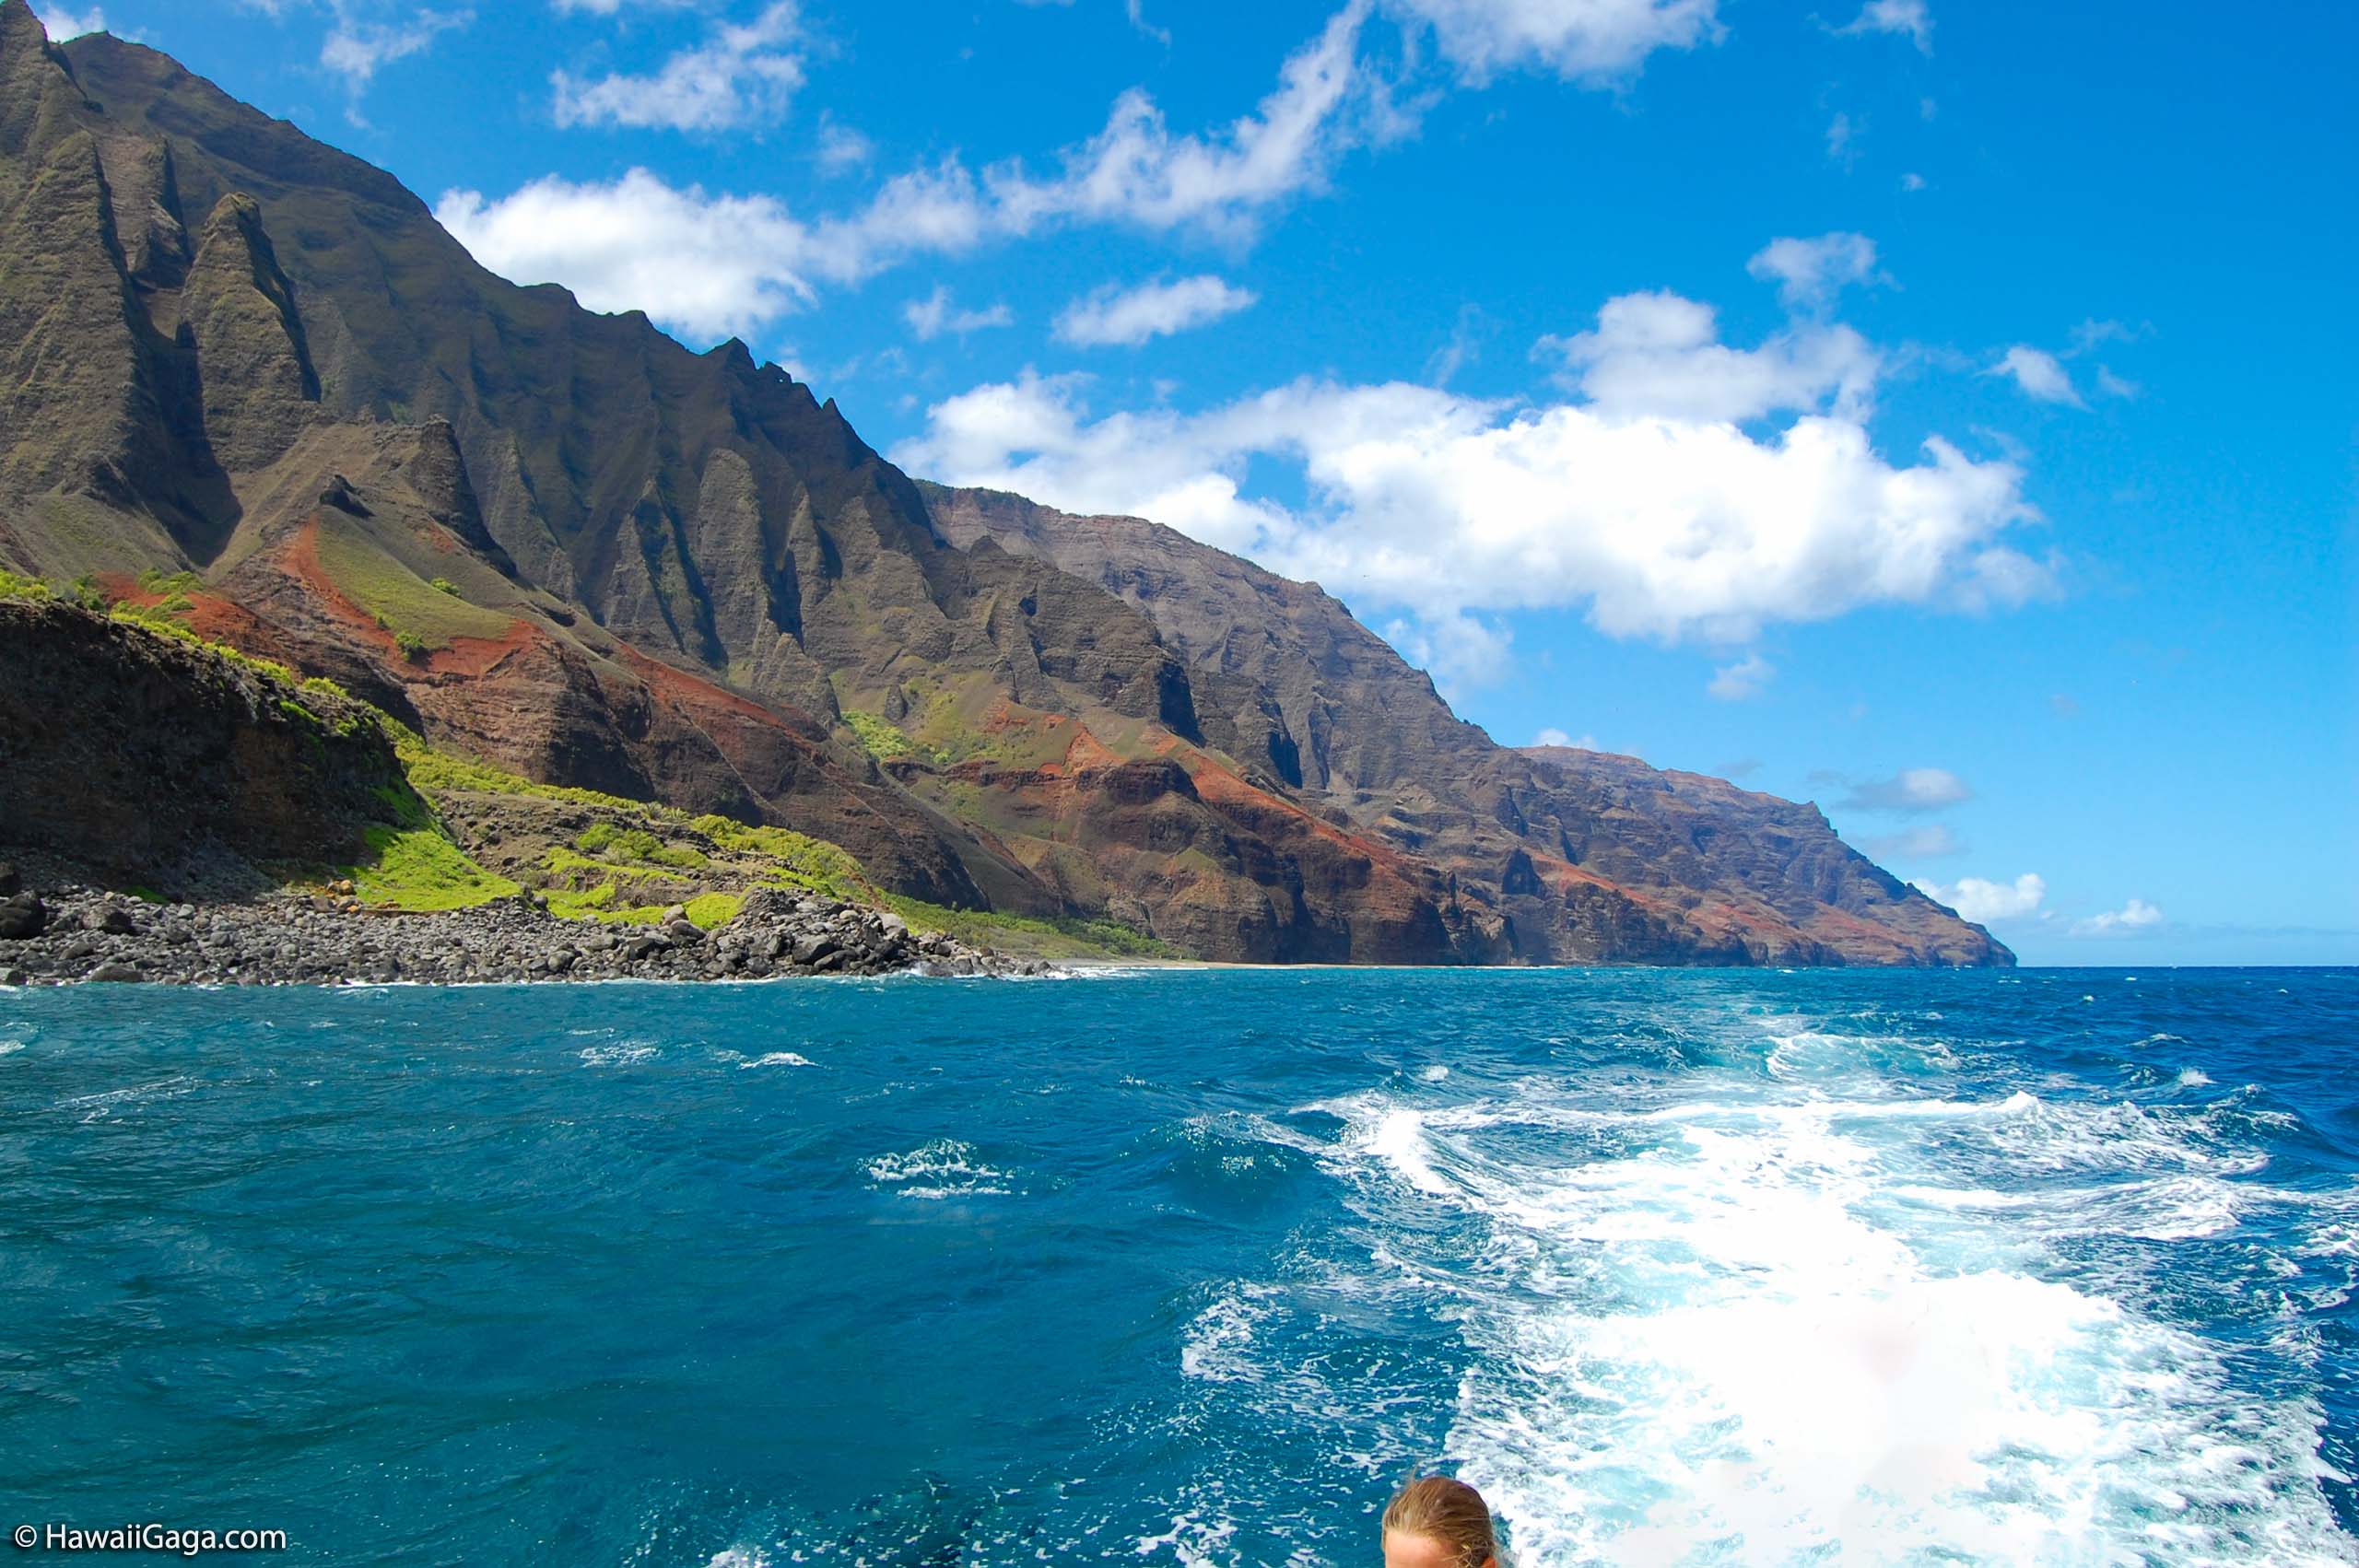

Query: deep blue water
left=2, top=968, right=2354, bottom=1565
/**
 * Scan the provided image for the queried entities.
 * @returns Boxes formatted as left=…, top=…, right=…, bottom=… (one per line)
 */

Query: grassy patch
left=312, top=520, right=512, bottom=649
left=544, top=847, right=667, bottom=883
left=685, top=892, right=743, bottom=929
left=691, top=815, right=875, bottom=902
left=392, top=731, right=661, bottom=814
left=844, top=708, right=925, bottom=762
left=0, top=569, right=53, bottom=602
left=350, top=825, right=521, bottom=911
left=884, top=896, right=1177, bottom=961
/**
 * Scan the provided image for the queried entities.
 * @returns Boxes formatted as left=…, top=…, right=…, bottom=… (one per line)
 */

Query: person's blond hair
left=1382, top=1474, right=1499, bottom=1567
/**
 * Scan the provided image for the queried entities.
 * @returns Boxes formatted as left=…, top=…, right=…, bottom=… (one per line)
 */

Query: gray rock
left=0, top=893, right=45, bottom=940
left=87, top=962, right=141, bottom=982
left=0, top=863, right=18, bottom=898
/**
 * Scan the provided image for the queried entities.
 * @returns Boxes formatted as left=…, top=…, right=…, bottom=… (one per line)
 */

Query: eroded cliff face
left=0, top=2, right=2008, bottom=965
left=923, top=486, right=2012, bottom=967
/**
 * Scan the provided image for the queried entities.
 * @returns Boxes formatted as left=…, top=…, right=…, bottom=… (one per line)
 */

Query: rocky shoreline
left=0, top=874, right=1045, bottom=989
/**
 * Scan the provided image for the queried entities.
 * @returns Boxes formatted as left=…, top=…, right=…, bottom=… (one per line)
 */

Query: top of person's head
left=1381, top=1474, right=1498, bottom=1568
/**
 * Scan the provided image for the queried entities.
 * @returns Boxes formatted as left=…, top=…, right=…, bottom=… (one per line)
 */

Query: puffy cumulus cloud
left=903, top=286, right=1013, bottom=341
left=1533, top=727, right=1601, bottom=749
left=1837, top=766, right=1973, bottom=813
left=894, top=325, right=2044, bottom=649
left=1837, top=0, right=1931, bottom=52
left=1708, top=650, right=1773, bottom=700
left=553, top=1, right=804, bottom=132
left=1912, top=872, right=2045, bottom=925
left=1988, top=345, right=2084, bottom=407
left=1387, top=0, right=1722, bottom=83
left=1536, top=289, right=1881, bottom=424
left=1863, top=823, right=1964, bottom=860
left=1746, top=232, right=1883, bottom=313
left=1055, top=275, right=1259, bottom=347
left=34, top=6, right=106, bottom=38
left=2072, top=898, right=2164, bottom=937
left=436, top=170, right=814, bottom=340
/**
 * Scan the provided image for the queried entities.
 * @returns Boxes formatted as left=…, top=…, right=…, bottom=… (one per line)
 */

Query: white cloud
left=553, top=1, right=803, bottom=132
left=2095, top=365, right=2140, bottom=400
left=982, top=4, right=1376, bottom=240
left=1708, top=650, right=1773, bottom=700
left=436, top=170, right=814, bottom=340
left=1863, top=823, right=1964, bottom=860
left=895, top=357, right=2043, bottom=650
left=1379, top=609, right=1511, bottom=692
left=2069, top=318, right=2145, bottom=355
left=1912, top=872, right=2045, bottom=925
left=1537, top=288, right=1881, bottom=424
left=1533, top=727, right=1591, bottom=748
left=1745, top=232, right=1882, bottom=313
left=1837, top=0, right=1931, bottom=52
left=444, top=0, right=1730, bottom=332
left=1988, top=345, right=2084, bottom=407
left=2072, top=898, right=2164, bottom=937
left=1387, top=0, right=1723, bottom=83
left=1825, top=111, right=1859, bottom=165
left=816, top=115, right=874, bottom=173
left=322, top=7, right=468, bottom=99
left=34, top=6, right=106, bottom=38
left=1838, top=767, right=1973, bottom=813
left=1899, top=171, right=1926, bottom=192
left=904, top=285, right=1013, bottom=341
left=1054, top=275, right=1259, bottom=347
left=446, top=6, right=1374, bottom=324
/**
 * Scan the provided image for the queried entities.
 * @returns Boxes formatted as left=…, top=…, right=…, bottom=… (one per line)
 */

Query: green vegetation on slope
left=351, top=824, right=522, bottom=911
left=311, top=519, right=513, bottom=650
left=843, top=708, right=930, bottom=763
left=883, top=896, right=1177, bottom=962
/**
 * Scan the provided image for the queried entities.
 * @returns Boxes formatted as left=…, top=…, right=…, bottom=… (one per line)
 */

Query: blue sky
left=40, top=0, right=2357, bottom=965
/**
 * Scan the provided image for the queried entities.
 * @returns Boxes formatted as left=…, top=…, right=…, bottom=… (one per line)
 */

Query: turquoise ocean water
left=2, top=967, right=2354, bottom=1564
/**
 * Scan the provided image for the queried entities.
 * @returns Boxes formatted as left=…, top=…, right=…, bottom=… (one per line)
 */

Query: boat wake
left=1273, top=1020, right=2357, bottom=1562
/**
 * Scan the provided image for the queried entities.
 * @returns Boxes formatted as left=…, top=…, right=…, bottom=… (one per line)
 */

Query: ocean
left=2, top=967, right=2353, bottom=1565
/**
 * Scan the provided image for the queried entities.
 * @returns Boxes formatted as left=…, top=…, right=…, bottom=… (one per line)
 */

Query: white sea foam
left=578, top=1042, right=658, bottom=1067
left=1180, top=1283, right=1277, bottom=1384
left=0, top=1039, right=23, bottom=1057
left=1290, top=1038, right=2354, bottom=1564
left=1133, top=1506, right=1237, bottom=1564
left=865, top=1138, right=1012, bottom=1199
left=736, top=1051, right=813, bottom=1070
